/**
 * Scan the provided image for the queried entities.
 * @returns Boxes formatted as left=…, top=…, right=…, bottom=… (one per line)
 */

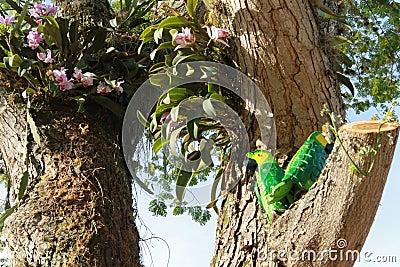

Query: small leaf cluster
left=149, top=198, right=211, bottom=226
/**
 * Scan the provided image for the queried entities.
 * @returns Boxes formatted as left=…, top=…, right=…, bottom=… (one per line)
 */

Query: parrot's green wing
left=268, top=132, right=330, bottom=204
left=246, top=150, right=288, bottom=222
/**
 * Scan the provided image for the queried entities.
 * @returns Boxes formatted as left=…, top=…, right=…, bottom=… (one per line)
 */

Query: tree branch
left=263, top=120, right=399, bottom=266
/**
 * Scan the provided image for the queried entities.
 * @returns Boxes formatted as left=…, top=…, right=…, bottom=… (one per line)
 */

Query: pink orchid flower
left=0, top=15, right=15, bottom=26
left=97, top=82, right=112, bottom=95
left=203, top=26, right=229, bottom=47
left=174, top=27, right=195, bottom=50
left=29, top=3, right=56, bottom=18
left=59, top=80, right=74, bottom=91
left=160, top=112, right=171, bottom=124
left=27, top=30, right=44, bottom=49
left=53, top=67, right=68, bottom=83
left=113, top=80, right=124, bottom=93
left=44, top=6, right=57, bottom=16
left=82, top=73, right=94, bottom=87
left=73, top=67, right=84, bottom=82
left=37, top=49, right=53, bottom=63
left=29, top=3, right=45, bottom=18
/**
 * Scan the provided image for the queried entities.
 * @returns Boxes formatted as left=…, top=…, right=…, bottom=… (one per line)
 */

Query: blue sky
left=136, top=107, right=400, bottom=267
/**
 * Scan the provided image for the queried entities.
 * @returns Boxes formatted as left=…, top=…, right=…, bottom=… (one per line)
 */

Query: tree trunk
left=0, top=0, right=141, bottom=265
left=212, top=0, right=344, bottom=154
left=210, top=0, right=399, bottom=266
left=53, top=0, right=112, bottom=27
left=0, top=85, right=141, bottom=266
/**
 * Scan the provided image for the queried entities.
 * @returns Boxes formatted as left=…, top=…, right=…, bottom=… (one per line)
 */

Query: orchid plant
left=138, top=0, right=233, bottom=220
left=0, top=0, right=144, bottom=113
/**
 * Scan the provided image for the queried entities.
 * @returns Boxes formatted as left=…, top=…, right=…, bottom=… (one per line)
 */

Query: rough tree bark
left=53, top=0, right=112, bottom=27
left=0, top=0, right=141, bottom=265
left=210, top=0, right=400, bottom=266
left=0, top=87, right=141, bottom=266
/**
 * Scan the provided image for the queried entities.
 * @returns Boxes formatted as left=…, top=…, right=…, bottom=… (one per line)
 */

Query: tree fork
left=261, top=120, right=399, bottom=266
left=212, top=121, right=399, bottom=267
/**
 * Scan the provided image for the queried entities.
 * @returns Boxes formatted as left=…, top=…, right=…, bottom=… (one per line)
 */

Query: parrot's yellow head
left=308, top=131, right=328, bottom=147
left=246, top=150, right=274, bottom=164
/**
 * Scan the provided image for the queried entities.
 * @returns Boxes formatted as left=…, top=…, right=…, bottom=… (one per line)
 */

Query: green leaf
left=176, top=170, right=193, bottom=201
left=169, top=29, right=178, bottom=39
left=153, top=28, right=163, bottom=44
left=110, top=17, right=119, bottom=28
left=156, top=103, right=176, bottom=116
left=11, top=0, right=29, bottom=36
left=206, top=167, right=223, bottom=213
left=337, top=72, right=355, bottom=96
left=57, top=18, right=69, bottom=51
left=337, top=52, right=353, bottom=68
left=72, top=97, right=86, bottom=113
left=18, top=60, right=33, bottom=77
left=160, top=87, right=189, bottom=105
left=187, top=119, right=199, bottom=139
left=157, top=41, right=175, bottom=51
left=23, top=72, right=41, bottom=90
left=0, top=206, right=16, bottom=230
left=21, top=88, right=36, bottom=99
left=149, top=73, right=171, bottom=87
left=69, top=20, right=80, bottom=43
left=43, top=16, right=63, bottom=49
left=200, top=66, right=218, bottom=79
left=149, top=62, right=167, bottom=73
left=149, top=115, right=158, bottom=133
left=172, top=205, right=186, bottom=215
left=172, top=53, right=206, bottom=66
left=9, top=54, right=22, bottom=68
left=27, top=111, right=41, bottom=145
left=170, top=106, right=179, bottom=121
left=203, top=98, right=217, bottom=117
left=210, top=93, right=225, bottom=102
left=162, top=93, right=171, bottom=104
left=86, top=28, right=108, bottom=54
left=137, top=110, right=150, bottom=127
left=0, top=173, right=7, bottom=181
left=158, top=16, right=193, bottom=29
left=18, top=171, right=29, bottom=200
left=90, top=95, right=125, bottom=119
left=187, top=0, right=199, bottom=18
left=139, top=25, right=158, bottom=41
left=331, top=36, right=353, bottom=47
left=153, top=137, right=170, bottom=153
left=151, top=42, right=175, bottom=60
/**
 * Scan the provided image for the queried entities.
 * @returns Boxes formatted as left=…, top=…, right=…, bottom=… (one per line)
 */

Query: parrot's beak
left=245, top=158, right=258, bottom=172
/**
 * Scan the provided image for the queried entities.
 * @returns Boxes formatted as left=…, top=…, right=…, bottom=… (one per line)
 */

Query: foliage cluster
left=335, top=0, right=399, bottom=113
left=137, top=0, right=233, bottom=224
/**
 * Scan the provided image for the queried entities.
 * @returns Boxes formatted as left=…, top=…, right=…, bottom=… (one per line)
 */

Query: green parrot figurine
left=267, top=131, right=333, bottom=204
left=246, top=150, right=290, bottom=222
